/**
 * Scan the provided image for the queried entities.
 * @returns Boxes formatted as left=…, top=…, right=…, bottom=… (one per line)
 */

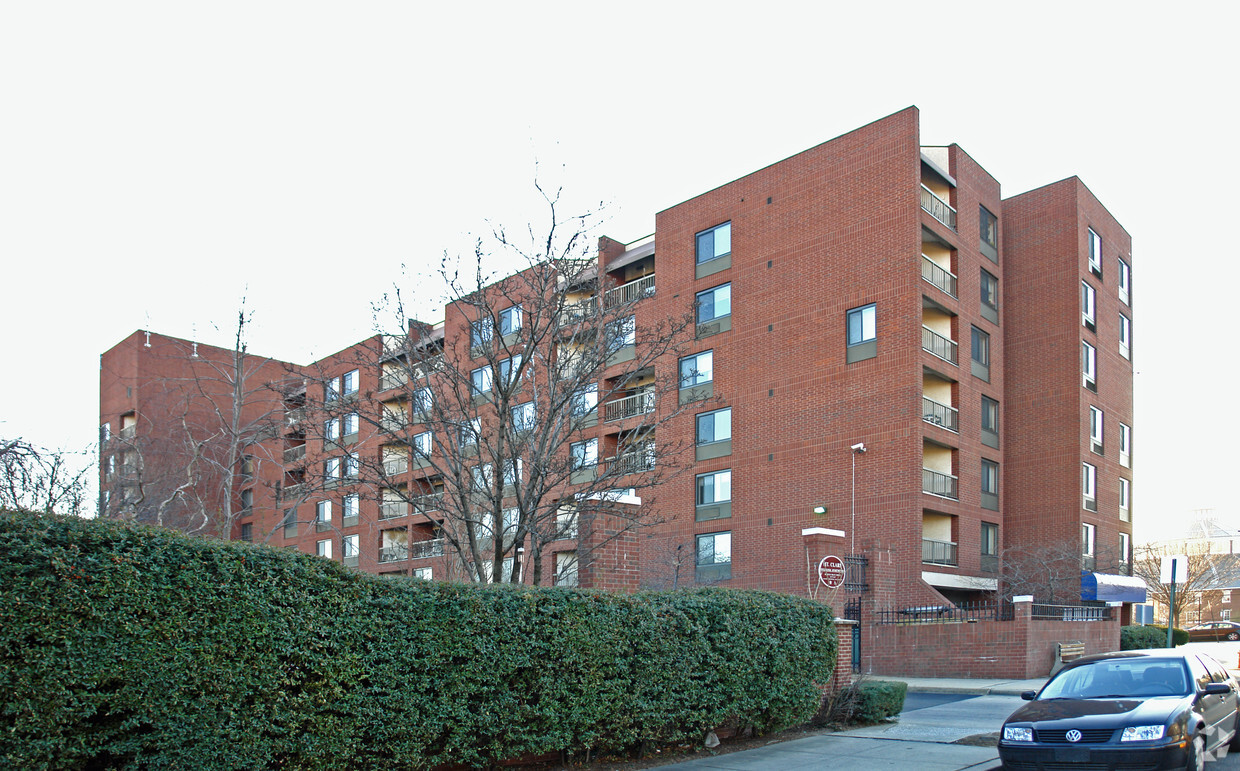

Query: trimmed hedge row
left=0, top=511, right=837, bottom=769
left=850, top=680, right=907, bottom=723
left=1121, top=624, right=1187, bottom=650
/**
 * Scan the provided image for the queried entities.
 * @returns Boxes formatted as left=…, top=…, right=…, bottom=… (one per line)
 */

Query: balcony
left=922, top=468, right=958, bottom=500
left=119, top=425, right=136, bottom=440
left=561, top=297, right=599, bottom=324
left=920, top=185, right=957, bottom=230
left=285, top=408, right=306, bottom=427
left=384, top=458, right=409, bottom=475
left=609, top=445, right=655, bottom=476
left=922, top=538, right=958, bottom=566
left=379, top=545, right=408, bottom=564
left=921, top=326, right=958, bottom=364
left=380, top=501, right=409, bottom=520
left=282, top=482, right=306, bottom=500
left=409, top=538, right=445, bottom=559
left=412, top=492, right=444, bottom=512
left=283, top=445, right=306, bottom=464
left=602, top=391, right=655, bottom=423
left=380, top=415, right=408, bottom=433
left=922, top=397, right=959, bottom=433
left=921, top=255, right=957, bottom=298
left=604, top=274, right=655, bottom=308
left=379, top=372, right=409, bottom=391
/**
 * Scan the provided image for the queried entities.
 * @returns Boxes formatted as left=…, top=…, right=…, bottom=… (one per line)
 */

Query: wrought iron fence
left=874, top=600, right=1014, bottom=625
left=844, top=554, right=869, bottom=593
left=1031, top=604, right=1112, bottom=621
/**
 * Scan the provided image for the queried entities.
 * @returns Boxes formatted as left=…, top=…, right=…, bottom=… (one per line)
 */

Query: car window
left=1187, top=656, right=1212, bottom=691
left=1040, top=659, right=1190, bottom=699
left=1199, top=655, right=1231, bottom=685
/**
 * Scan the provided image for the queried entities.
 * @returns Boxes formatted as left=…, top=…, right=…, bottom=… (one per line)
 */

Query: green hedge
left=851, top=680, right=907, bottom=722
left=1121, top=624, right=1187, bottom=650
left=0, top=511, right=836, bottom=769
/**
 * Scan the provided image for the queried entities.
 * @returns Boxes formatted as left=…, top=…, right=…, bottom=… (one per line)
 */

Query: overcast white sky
left=2, top=2, right=1235, bottom=541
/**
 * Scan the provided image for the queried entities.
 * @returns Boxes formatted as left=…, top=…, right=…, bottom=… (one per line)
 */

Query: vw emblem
left=1066, top=729, right=1083, bottom=743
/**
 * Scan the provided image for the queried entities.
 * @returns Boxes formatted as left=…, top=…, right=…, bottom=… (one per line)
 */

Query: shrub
left=1121, top=625, right=1187, bottom=650
left=0, top=511, right=837, bottom=768
left=815, top=679, right=907, bottom=726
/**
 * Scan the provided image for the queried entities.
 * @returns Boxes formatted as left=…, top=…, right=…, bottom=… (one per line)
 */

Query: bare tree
left=0, top=438, right=92, bottom=516
left=1133, top=542, right=1221, bottom=628
left=1001, top=540, right=1127, bottom=604
left=307, top=184, right=711, bottom=584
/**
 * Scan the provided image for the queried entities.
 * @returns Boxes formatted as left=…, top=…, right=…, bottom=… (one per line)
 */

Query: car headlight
left=1121, top=725, right=1166, bottom=742
left=1004, top=726, right=1033, bottom=742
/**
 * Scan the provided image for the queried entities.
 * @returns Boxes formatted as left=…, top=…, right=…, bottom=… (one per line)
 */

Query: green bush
left=815, top=679, right=906, bottom=726
left=0, top=511, right=836, bottom=769
left=1121, top=625, right=1187, bottom=650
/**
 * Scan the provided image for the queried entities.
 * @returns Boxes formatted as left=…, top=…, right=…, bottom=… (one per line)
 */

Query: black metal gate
left=843, top=597, right=862, bottom=672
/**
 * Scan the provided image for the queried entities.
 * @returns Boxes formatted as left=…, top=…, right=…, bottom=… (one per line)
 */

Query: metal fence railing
left=874, top=601, right=1014, bottom=625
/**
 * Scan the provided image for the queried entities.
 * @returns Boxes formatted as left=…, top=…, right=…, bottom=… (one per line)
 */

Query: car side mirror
left=1021, top=690, right=1037, bottom=701
left=1204, top=683, right=1231, bottom=696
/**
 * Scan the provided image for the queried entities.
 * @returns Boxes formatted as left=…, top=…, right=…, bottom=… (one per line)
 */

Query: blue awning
left=1081, top=571, right=1148, bottom=603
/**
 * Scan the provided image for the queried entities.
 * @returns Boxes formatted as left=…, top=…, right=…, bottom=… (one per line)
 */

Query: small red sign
left=818, top=555, right=845, bottom=589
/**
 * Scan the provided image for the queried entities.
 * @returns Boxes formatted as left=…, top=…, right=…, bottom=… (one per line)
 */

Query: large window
left=555, top=551, right=578, bottom=587
left=345, top=452, right=359, bottom=480
left=343, top=534, right=359, bottom=561
left=1082, top=341, right=1097, bottom=390
left=696, top=222, right=731, bottom=265
left=412, top=431, right=433, bottom=457
left=343, top=493, right=359, bottom=520
left=471, top=365, right=493, bottom=396
left=1081, top=281, right=1096, bottom=330
left=847, top=304, right=876, bottom=346
left=317, top=539, right=332, bottom=559
left=342, top=369, right=360, bottom=396
left=1118, top=257, right=1131, bottom=305
left=605, top=315, right=636, bottom=354
left=343, top=412, right=360, bottom=438
left=980, top=269, right=999, bottom=319
left=981, top=522, right=998, bottom=556
left=696, top=469, right=732, bottom=506
left=461, top=417, right=480, bottom=448
left=981, top=396, right=1000, bottom=448
left=1120, top=478, right=1131, bottom=521
left=511, top=401, right=535, bottom=432
left=1089, top=406, right=1104, bottom=455
left=324, top=417, right=339, bottom=442
left=1081, top=522, right=1096, bottom=557
left=499, top=305, right=522, bottom=337
left=324, top=457, right=341, bottom=484
left=1088, top=228, right=1102, bottom=276
left=498, top=354, right=523, bottom=386
left=696, top=531, right=732, bottom=581
left=971, top=326, right=990, bottom=381
left=981, top=459, right=999, bottom=511
left=470, top=317, right=493, bottom=349
left=1120, top=423, right=1132, bottom=468
left=696, top=408, right=732, bottom=445
left=1120, top=532, right=1131, bottom=567
left=1119, top=314, right=1131, bottom=359
left=1082, top=462, right=1097, bottom=511
left=325, top=376, right=341, bottom=403
left=570, top=384, right=597, bottom=418
left=696, top=284, right=731, bottom=325
left=316, top=500, right=332, bottom=525
left=680, top=350, right=714, bottom=388
left=570, top=438, right=598, bottom=470
left=502, top=459, right=522, bottom=488
left=979, top=206, right=999, bottom=257
left=412, top=387, right=433, bottom=416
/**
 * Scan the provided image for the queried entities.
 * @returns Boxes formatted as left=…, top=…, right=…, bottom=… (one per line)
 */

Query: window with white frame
left=317, top=539, right=332, bottom=559
left=343, top=412, right=360, bottom=437
left=570, top=438, right=598, bottom=470
left=1088, top=228, right=1102, bottom=275
left=1082, top=462, right=1097, bottom=510
left=696, top=284, right=731, bottom=325
left=345, top=452, right=359, bottom=479
left=499, top=305, right=522, bottom=337
left=696, top=469, right=732, bottom=506
left=324, top=457, right=341, bottom=483
left=470, top=317, right=493, bottom=349
left=696, top=531, right=732, bottom=581
left=1081, top=281, right=1096, bottom=330
left=472, top=463, right=493, bottom=492
left=511, top=401, right=535, bottom=432
left=471, top=365, right=493, bottom=396
left=1120, top=477, right=1131, bottom=520
left=1223, top=609, right=1233, bottom=620
left=343, top=534, right=359, bottom=558
left=1082, top=341, right=1097, bottom=389
left=1225, top=590, right=1233, bottom=603
left=555, top=551, right=578, bottom=587
left=1119, top=423, right=1131, bottom=468
left=324, top=417, right=339, bottom=442
left=1118, top=257, right=1131, bottom=305
left=342, top=369, right=359, bottom=396
left=326, top=376, right=341, bottom=402
left=316, top=500, right=332, bottom=524
left=412, top=567, right=432, bottom=580
left=1120, top=532, right=1130, bottom=566
left=696, top=408, right=732, bottom=445
left=498, top=354, right=523, bottom=386
left=343, top=493, right=359, bottom=520
left=461, top=417, right=481, bottom=447
left=696, top=222, right=731, bottom=265
left=412, top=430, right=433, bottom=457
left=412, top=387, right=433, bottom=416
left=1089, top=406, right=1104, bottom=455
left=605, top=315, right=636, bottom=354
left=847, top=303, right=877, bottom=347
left=571, top=384, right=598, bottom=417
left=1081, top=522, right=1096, bottom=557
left=1119, top=314, right=1131, bottom=359
left=680, top=350, right=714, bottom=389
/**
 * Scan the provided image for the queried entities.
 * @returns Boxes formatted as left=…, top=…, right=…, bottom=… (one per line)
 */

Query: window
left=1118, top=257, right=1131, bottom=305
left=680, top=350, right=714, bottom=388
left=317, top=539, right=332, bottom=559
left=324, top=457, right=341, bottom=483
left=1082, top=462, right=1097, bottom=511
left=847, top=304, right=876, bottom=346
left=326, top=376, right=341, bottom=402
left=1088, top=227, right=1102, bottom=275
left=502, top=459, right=521, bottom=488
left=1223, top=609, right=1232, bottom=621
left=471, top=365, right=493, bottom=396
left=498, top=354, right=523, bottom=386
left=316, top=500, right=332, bottom=524
left=971, top=326, right=990, bottom=381
left=1081, top=281, right=1096, bottom=330
left=499, top=305, right=522, bottom=337
left=696, top=469, right=732, bottom=521
left=412, top=387, right=433, bottom=416
left=696, top=284, right=732, bottom=325
left=412, top=567, right=432, bottom=580
left=343, top=493, right=359, bottom=520
left=510, top=401, right=535, bottom=432
left=696, top=222, right=731, bottom=265
left=981, top=522, right=998, bottom=556
left=980, top=269, right=999, bottom=316
left=1082, top=341, right=1097, bottom=390
left=981, top=459, right=999, bottom=507
left=570, top=438, right=598, bottom=470
left=412, top=431, right=433, bottom=457
left=605, top=315, right=636, bottom=354
left=240, top=489, right=253, bottom=512
left=1119, top=314, right=1131, bottom=359
left=283, top=508, right=297, bottom=538
left=1119, top=477, right=1131, bottom=520
left=239, top=522, right=252, bottom=542
left=1225, top=590, right=1232, bottom=604
left=696, top=531, right=732, bottom=581
left=343, top=412, right=360, bottom=437
left=345, top=452, right=359, bottom=480
left=1119, top=423, right=1131, bottom=468
left=1120, top=532, right=1131, bottom=567
left=342, top=369, right=359, bottom=396
left=981, top=396, right=999, bottom=448
left=1081, top=522, right=1096, bottom=557
left=324, top=417, right=339, bottom=442
left=571, top=384, right=598, bottom=418
left=979, top=206, right=999, bottom=258
left=461, top=417, right=481, bottom=447
left=1089, top=406, right=1104, bottom=454
left=697, top=408, right=732, bottom=445
left=470, top=317, right=493, bottom=349
left=343, top=534, right=359, bottom=559
left=472, top=463, right=493, bottom=493
left=555, top=551, right=578, bottom=587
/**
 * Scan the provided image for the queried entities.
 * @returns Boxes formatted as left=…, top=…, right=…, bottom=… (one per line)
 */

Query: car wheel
left=1227, top=631, right=1239, bottom=641
left=1187, top=733, right=1205, bottom=771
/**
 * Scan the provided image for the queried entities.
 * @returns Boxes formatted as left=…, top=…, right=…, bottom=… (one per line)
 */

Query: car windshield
left=1039, top=659, right=1191, bottom=699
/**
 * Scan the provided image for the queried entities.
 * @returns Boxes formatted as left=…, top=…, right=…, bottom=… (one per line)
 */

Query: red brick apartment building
left=99, top=107, right=1139, bottom=675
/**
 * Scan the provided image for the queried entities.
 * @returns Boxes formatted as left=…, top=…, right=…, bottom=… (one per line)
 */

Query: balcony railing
left=920, top=185, right=957, bottom=230
left=379, top=372, right=409, bottom=391
left=282, top=482, right=306, bottom=500
left=922, top=538, right=958, bottom=566
left=922, top=468, right=958, bottom=499
left=610, top=446, right=655, bottom=476
left=604, top=274, right=655, bottom=308
left=283, top=444, right=306, bottom=463
left=409, top=538, right=445, bottom=559
left=602, top=391, right=655, bottom=423
left=380, top=416, right=408, bottom=433
left=412, top=492, right=444, bottom=512
left=379, top=545, right=408, bottom=563
left=921, top=326, right=958, bottom=364
left=922, top=397, right=959, bottom=432
left=921, top=255, right=957, bottom=298
left=561, top=297, right=599, bottom=324
left=383, top=458, right=409, bottom=475
left=119, top=426, right=136, bottom=440
left=380, top=501, right=409, bottom=520
left=285, top=408, right=306, bottom=427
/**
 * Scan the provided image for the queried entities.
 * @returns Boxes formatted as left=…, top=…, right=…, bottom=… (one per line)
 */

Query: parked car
left=998, top=649, right=1240, bottom=770
left=1187, top=621, right=1240, bottom=642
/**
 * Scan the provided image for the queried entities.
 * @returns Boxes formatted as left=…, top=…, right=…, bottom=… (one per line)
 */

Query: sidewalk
left=872, top=673, right=1048, bottom=696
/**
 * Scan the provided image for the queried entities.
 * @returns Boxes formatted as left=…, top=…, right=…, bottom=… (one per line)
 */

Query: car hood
left=1007, top=696, right=1187, bottom=726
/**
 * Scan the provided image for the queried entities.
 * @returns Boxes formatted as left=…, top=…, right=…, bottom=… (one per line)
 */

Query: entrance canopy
left=1081, top=571, right=1147, bottom=603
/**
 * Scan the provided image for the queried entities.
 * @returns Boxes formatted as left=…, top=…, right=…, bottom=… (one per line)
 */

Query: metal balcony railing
left=922, top=397, right=959, bottom=432
left=285, top=408, right=306, bottom=426
left=921, top=255, right=957, bottom=298
left=380, top=416, right=407, bottom=433
left=922, top=468, right=959, bottom=499
left=383, top=458, right=408, bottom=475
left=379, top=502, right=409, bottom=520
left=119, top=426, right=136, bottom=440
left=379, top=545, right=408, bottom=563
left=604, top=274, right=655, bottom=308
left=409, top=538, right=445, bottom=559
left=283, top=444, right=306, bottom=463
left=921, top=538, right=959, bottom=566
left=561, top=297, right=598, bottom=324
left=379, top=372, right=409, bottom=391
left=602, top=391, right=655, bottom=423
left=920, top=185, right=957, bottom=230
left=922, top=326, right=958, bottom=364
left=610, top=446, right=655, bottom=476
left=412, top=492, right=443, bottom=512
